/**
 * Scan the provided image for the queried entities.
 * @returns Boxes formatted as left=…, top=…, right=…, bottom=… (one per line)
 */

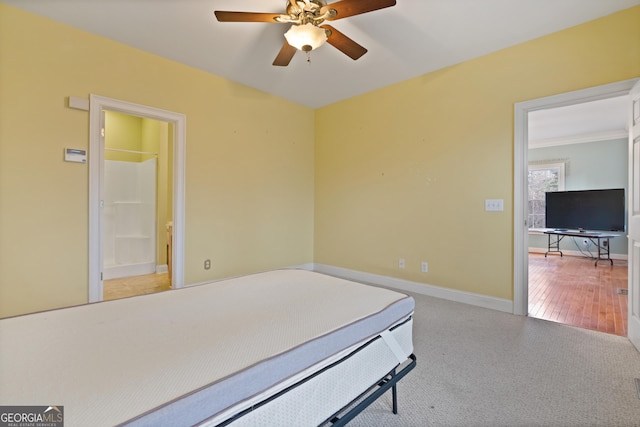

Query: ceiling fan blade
left=322, top=25, right=367, bottom=60
left=214, top=11, right=282, bottom=23
left=273, top=42, right=297, bottom=66
left=321, top=0, right=396, bottom=20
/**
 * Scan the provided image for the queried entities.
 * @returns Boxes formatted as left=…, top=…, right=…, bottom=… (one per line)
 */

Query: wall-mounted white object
left=68, top=96, right=89, bottom=111
left=485, top=199, right=504, bottom=211
left=64, top=148, right=87, bottom=163
left=69, top=96, right=89, bottom=111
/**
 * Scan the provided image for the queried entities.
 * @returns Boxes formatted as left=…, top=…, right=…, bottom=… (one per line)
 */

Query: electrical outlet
left=398, top=258, right=405, bottom=269
left=421, top=261, right=428, bottom=273
left=204, top=259, right=211, bottom=270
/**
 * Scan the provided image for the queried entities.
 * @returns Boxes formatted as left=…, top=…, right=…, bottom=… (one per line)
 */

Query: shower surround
left=103, top=158, right=156, bottom=280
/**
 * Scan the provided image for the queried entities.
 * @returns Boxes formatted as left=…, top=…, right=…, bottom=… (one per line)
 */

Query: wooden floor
left=103, top=273, right=171, bottom=301
left=528, top=253, right=628, bottom=336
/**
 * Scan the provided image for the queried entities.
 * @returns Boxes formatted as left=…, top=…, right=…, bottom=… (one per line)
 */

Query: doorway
left=525, top=97, right=629, bottom=335
left=102, top=111, right=172, bottom=300
left=89, top=95, right=186, bottom=302
left=513, top=78, right=639, bottom=322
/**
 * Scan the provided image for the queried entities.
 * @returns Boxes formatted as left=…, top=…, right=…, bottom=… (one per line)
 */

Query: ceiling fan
left=214, top=0, right=397, bottom=66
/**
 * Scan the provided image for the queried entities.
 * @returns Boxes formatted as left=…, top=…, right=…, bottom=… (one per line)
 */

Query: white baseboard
left=181, top=263, right=513, bottom=314
left=292, top=262, right=315, bottom=271
left=528, top=247, right=628, bottom=260
left=156, top=264, right=168, bottom=274
left=311, top=264, right=513, bottom=314
left=103, top=262, right=156, bottom=280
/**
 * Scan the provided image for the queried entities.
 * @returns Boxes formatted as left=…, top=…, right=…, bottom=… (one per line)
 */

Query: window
left=528, top=162, right=565, bottom=229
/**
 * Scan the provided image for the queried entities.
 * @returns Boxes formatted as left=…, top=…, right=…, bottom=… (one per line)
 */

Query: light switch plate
left=485, top=199, right=504, bottom=211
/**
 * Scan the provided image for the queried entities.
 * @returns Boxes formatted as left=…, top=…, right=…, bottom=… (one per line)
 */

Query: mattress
left=208, top=316, right=414, bottom=426
left=0, top=269, right=414, bottom=427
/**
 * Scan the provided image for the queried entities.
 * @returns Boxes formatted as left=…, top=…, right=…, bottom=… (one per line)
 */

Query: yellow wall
left=0, top=4, right=315, bottom=317
left=314, top=6, right=640, bottom=300
left=104, top=111, right=143, bottom=162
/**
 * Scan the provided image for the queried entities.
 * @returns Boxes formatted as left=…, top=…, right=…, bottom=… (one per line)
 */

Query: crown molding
left=529, top=129, right=627, bottom=149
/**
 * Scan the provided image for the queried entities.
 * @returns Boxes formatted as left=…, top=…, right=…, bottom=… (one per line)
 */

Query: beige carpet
left=347, top=291, right=640, bottom=427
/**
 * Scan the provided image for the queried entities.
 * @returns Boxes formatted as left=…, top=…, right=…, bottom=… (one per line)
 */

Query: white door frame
left=513, top=78, right=639, bottom=316
left=89, top=95, right=186, bottom=302
left=628, top=80, right=640, bottom=352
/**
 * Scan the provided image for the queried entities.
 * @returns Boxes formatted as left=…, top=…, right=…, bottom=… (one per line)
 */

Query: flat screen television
left=545, top=188, right=625, bottom=232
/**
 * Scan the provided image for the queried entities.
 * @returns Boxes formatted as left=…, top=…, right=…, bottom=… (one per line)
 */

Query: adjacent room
left=1, top=1, right=640, bottom=426
left=527, top=97, right=629, bottom=336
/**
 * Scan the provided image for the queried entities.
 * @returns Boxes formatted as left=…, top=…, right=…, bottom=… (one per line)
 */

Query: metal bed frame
left=328, top=354, right=417, bottom=426
left=215, top=332, right=417, bottom=427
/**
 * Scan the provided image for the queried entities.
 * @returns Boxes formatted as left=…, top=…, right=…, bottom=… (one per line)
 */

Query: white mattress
left=0, top=269, right=414, bottom=427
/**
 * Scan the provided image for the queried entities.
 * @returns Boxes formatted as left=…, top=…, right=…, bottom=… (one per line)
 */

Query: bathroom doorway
left=88, top=95, right=186, bottom=302
left=102, top=111, right=172, bottom=300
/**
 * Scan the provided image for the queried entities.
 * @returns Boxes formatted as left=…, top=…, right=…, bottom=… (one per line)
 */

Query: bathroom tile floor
left=103, top=273, right=171, bottom=301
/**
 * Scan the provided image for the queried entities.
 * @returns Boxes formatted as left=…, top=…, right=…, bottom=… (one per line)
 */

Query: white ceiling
left=528, top=96, right=629, bottom=148
left=4, top=0, right=640, bottom=109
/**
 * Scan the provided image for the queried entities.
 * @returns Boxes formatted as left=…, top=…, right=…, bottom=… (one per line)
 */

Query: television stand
left=544, top=230, right=617, bottom=266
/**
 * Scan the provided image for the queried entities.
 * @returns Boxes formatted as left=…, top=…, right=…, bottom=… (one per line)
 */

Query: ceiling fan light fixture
left=284, top=23, right=327, bottom=52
